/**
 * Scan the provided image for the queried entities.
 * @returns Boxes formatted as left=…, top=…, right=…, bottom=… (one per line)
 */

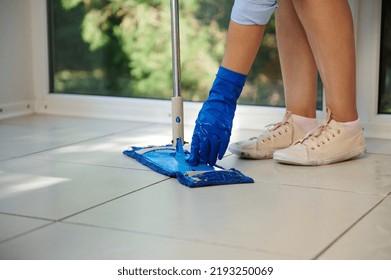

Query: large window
left=379, top=0, right=391, bottom=114
left=47, top=0, right=323, bottom=109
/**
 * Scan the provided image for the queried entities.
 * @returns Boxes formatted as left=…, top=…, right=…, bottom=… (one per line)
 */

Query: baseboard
left=0, top=101, right=34, bottom=120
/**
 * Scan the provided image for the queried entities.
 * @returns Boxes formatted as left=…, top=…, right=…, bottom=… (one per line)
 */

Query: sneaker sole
left=228, top=145, right=273, bottom=159
left=273, top=145, right=366, bottom=166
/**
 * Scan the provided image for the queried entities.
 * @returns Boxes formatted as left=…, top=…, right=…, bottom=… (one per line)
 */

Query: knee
left=231, top=0, right=278, bottom=25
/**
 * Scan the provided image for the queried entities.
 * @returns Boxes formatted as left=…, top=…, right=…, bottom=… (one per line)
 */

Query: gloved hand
left=189, top=66, right=247, bottom=166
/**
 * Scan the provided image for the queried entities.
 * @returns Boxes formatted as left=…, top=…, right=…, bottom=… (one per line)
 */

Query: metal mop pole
left=170, top=0, right=184, bottom=147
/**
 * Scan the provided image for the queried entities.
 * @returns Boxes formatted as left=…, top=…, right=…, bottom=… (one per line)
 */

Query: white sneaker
left=229, top=111, right=306, bottom=159
left=273, top=108, right=366, bottom=165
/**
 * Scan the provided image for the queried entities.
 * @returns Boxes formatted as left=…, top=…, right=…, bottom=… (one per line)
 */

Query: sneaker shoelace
left=297, top=109, right=341, bottom=150
left=251, top=112, right=293, bottom=143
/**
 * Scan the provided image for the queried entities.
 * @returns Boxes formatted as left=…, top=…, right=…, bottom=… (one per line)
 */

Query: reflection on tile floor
left=0, top=114, right=390, bottom=260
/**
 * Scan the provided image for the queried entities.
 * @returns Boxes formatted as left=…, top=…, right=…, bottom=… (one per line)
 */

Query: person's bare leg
left=221, top=21, right=266, bottom=75
left=273, top=0, right=365, bottom=166
left=275, top=0, right=317, bottom=118
left=291, top=0, right=358, bottom=122
left=228, top=6, right=318, bottom=160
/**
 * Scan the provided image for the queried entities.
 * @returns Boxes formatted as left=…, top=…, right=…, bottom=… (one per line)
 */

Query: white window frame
left=31, top=0, right=390, bottom=139
left=355, top=0, right=391, bottom=139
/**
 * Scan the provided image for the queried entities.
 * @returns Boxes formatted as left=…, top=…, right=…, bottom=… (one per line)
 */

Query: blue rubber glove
left=189, top=66, right=247, bottom=166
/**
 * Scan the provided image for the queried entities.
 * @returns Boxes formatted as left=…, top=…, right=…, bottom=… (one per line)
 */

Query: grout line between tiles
left=365, top=151, right=391, bottom=156
left=0, top=158, right=13, bottom=163
left=57, top=178, right=171, bottom=222
left=12, top=156, right=157, bottom=173
left=313, top=194, right=390, bottom=260
left=60, top=220, right=303, bottom=259
left=8, top=123, right=151, bottom=159
left=276, top=182, right=387, bottom=197
left=0, top=222, right=55, bottom=245
left=0, top=115, right=150, bottom=130
left=0, top=212, right=55, bottom=222
left=0, top=181, right=168, bottom=245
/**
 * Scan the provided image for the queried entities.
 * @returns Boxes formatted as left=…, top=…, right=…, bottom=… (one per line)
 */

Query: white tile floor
left=0, top=114, right=390, bottom=260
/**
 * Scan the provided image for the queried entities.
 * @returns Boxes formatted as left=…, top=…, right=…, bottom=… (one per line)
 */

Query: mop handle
left=171, top=0, right=181, bottom=98
left=170, top=0, right=184, bottom=147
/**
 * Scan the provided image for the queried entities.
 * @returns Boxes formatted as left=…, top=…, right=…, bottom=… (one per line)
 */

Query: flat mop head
left=123, top=141, right=254, bottom=188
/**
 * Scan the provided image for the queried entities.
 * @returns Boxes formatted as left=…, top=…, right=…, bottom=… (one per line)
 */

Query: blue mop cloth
left=123, top=145, right=182, bottom=177
left=123, top=141, right=254, bottom=188
left=176, top=168, right=254, bottom=188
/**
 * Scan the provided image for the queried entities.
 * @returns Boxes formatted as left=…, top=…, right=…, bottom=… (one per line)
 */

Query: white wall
left=0, top=0, right=34, bottom=119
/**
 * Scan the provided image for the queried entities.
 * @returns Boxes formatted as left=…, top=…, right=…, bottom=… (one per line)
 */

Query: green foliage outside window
left=49, top=0, right=322, bottom=108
